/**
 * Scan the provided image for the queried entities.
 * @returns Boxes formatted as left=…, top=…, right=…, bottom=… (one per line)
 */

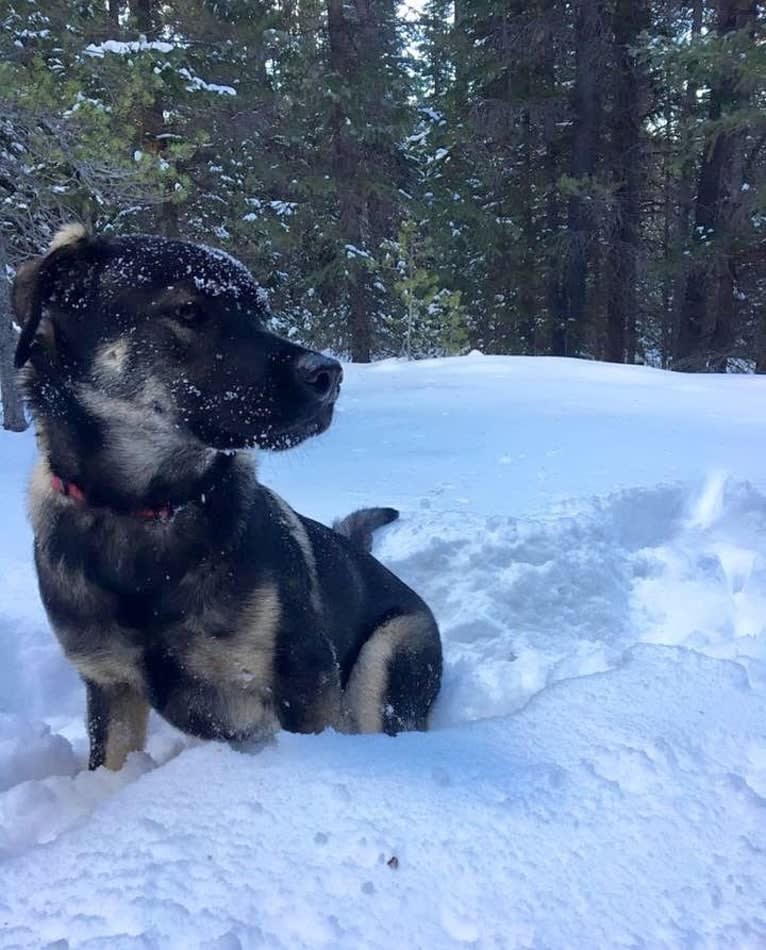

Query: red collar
left=50, top=474, right=175, bottom=523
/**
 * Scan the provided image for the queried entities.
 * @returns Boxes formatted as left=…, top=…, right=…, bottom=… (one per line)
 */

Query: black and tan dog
left=13, top=224, right=442, bottom=770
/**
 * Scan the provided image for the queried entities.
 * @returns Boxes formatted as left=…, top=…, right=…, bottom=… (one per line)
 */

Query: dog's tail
left=333, top=507, right=399, bottom=553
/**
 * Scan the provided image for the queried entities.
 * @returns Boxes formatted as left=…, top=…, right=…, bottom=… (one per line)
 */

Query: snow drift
left=1, top=355, right=765, bottom=947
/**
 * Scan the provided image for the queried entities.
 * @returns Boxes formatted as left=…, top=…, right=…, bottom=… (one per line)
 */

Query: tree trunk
left=669, top=0, right=702, bottom=366
left=327, top=0, right=391, bottom=363
left=660, top=141, right=673, bottom=368
left=553, top=0, right=602, bottom=357
left=0, top=240, right=27, bottom=431
left=542, top=0, right=563, bottom=356
left=757, top=317, right=766, bottom=373
left=0, top=320, right=25, bottom=431
left=676, top=0, right=757, bottom=371
left=605, top=0, right=648, bottom=364
left=519, top=105, right=536, bottom=355
left=108, top=0, right=121, bottom=28
left=132, top=0, right=179, bottom=238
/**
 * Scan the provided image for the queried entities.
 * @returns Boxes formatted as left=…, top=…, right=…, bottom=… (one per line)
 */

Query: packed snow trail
left=1, top=355, right=765, bottom=947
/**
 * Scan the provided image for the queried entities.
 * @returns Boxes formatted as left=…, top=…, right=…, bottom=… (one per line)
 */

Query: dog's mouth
left=254, top=402, right=335, bottom=452
left=187, top=397, right=336, bottom=453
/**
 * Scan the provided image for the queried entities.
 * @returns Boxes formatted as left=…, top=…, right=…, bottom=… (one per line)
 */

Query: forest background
left=0, top=0, right=764, bottom=429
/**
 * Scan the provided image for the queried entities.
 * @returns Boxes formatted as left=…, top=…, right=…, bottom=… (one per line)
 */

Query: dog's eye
left=173, top=301, right=205, bottom=324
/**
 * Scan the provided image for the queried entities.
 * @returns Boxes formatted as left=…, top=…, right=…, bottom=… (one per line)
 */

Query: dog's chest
left=40, top=551, right=280, bottom=740
left=70, top=614, right=279, bottom=741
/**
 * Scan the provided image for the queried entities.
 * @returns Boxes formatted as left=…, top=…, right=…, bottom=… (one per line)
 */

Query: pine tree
left=605, top=0, right=650, bottom=364
left=676, top=0, right=762, bottom=370
left=0, top=0, right=763, bottom=373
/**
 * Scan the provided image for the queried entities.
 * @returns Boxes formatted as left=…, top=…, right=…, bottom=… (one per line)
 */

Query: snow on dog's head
left=12, top=227, right=342, bottom=497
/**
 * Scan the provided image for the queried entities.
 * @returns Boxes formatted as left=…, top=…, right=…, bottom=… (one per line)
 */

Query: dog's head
left=13, top=225, right=342, bottom=454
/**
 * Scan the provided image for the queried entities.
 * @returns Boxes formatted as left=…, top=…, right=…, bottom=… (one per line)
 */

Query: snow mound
left=0, top=716, right=77, bottom=793
left=1, top=355, right=766, bottom=945
left=380, top=477, right=766, bottom=725
left=1, top=647, right=764, bottom=948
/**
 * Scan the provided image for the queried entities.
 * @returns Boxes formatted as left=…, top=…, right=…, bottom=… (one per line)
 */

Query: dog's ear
left=11, top=258, right=43, bottom=366
left=13, top=223, right=92, bottom=368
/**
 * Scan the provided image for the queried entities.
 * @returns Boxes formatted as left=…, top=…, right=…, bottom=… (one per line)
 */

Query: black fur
left=15, top=226, right=442, bottom=769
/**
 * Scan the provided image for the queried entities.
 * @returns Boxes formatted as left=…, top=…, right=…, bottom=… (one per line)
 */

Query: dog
left=13, top=224, right=442, bottom=770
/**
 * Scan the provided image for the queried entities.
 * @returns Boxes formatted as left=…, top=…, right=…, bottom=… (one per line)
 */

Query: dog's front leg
left=274, top=636, right=346, bottom=734
left=86, top=680, right=150, bottom=771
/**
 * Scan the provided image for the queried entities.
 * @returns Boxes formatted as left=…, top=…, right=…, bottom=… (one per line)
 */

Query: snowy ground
left=1, top=354, right=766, bottom=948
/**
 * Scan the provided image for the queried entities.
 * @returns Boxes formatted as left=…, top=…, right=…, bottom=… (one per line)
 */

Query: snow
left=83, top=40, right=182, bottom=58
left=344, top=244, right=373, bottom=260
left=178, top=68, right=237, bottom=97
left=243, top=201, right=298, bottom=220
left=269, top=201, right=297, bottom=217
left=420, top=106, right=445, bottom=124
left=2, top=354, right=766, bottom=947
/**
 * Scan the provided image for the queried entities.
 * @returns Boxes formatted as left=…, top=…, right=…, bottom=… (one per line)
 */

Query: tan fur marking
left=77, top=384, right=201, bottom=494
left=184, top=584, right=282, bottom=736
left=73, top=649, right=144, bottom=691
left=343, top=614, right=430, bottom=733
left=103, top=687, right=150, bottom=770
left=265, top=488, right=321, bottom=612
left=93, top=339, right=130, bottom=379
left=220, top=692, right=279, bottom=742
left=48, top=222, right=87, bottom=252
left=28, top=456, right=57, bottom=537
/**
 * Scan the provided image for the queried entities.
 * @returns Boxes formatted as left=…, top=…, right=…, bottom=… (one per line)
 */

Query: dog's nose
left=295, top=353, right=343, bottom=403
